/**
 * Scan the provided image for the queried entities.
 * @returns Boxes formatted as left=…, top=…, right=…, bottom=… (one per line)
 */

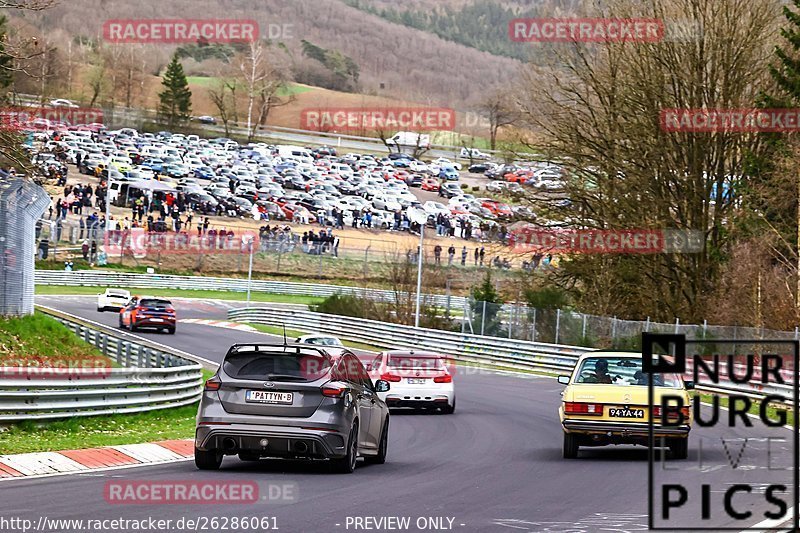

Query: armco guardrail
left=227, top=306, right=589, bottom=374
left=227, top=307, right=796, bottom=403
left=0, top=306, right=204, bottom=421
left=35, top=270, right=465, bottom=308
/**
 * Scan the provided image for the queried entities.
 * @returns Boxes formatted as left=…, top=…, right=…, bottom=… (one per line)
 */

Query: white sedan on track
left=97, top=288, right=131, bottom=312
left=366, top=350, right=455, bottom=414
left=295, top=334, right=344, bottom=347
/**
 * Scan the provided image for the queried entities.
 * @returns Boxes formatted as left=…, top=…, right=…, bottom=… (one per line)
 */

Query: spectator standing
left=461, top=246, right=467, bottom=266
left=434, top=244, right=442, bottom=265
left=448, top=245, right=455, bottom=266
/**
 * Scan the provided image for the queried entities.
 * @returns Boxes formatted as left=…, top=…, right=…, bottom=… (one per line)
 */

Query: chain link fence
left=0, top=177, right=49, bottom=315
left=459, top=300, right=800, bottom=353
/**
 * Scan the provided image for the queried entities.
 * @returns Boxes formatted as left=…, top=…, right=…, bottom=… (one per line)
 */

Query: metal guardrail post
left=555, top=309, right=561, bottom=344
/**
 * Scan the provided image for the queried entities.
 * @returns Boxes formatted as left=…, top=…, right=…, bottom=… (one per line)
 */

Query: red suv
left=119, top=296, right=177, bottom=334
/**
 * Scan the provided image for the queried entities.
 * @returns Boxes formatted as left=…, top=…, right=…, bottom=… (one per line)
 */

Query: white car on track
left=295, top=334, right=344, bottom=347
left=366, top=350, right=455, bottom=414
left=97, top=288, right=131, bottom=312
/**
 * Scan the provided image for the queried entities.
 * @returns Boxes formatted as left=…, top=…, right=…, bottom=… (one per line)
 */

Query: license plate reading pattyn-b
left=245, top=391, right=293, bottom=404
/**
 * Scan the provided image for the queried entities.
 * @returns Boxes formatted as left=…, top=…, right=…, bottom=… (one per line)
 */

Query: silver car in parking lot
left=195, top=343, right=391, bottom=473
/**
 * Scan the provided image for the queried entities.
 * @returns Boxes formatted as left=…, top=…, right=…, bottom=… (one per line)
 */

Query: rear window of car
left=224, top=350, right=332, bottom=382
left=574, top=357, right=681, bottom=387
left=138, top=299, right=172, bottom=309
left=107, top=290, right=128, bottom=297
left=388, top=355, right=446, bottom=371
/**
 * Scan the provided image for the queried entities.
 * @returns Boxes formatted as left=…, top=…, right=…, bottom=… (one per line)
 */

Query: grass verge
left=35, top=285, right=323, bottom=306
left=0, top=404, right=199, bottom=454
left=0, top=369, right=213, bottom=454
left=0, top=312, right=114, bottom=367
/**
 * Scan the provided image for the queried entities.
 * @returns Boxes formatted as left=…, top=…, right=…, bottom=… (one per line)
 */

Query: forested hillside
left=14, top=0, right=523, bottom=106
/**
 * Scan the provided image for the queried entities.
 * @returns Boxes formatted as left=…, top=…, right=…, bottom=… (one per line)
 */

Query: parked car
left=468, top=162, right=494, bottom=173
left=460, top=147, right=490, bottom=160
left=439, top=182, right=462, bottom=198
left=557, top=351, right=693, bottom=459
left=421, top=177, right=440, bottom=192
left=438, top=165, right=460, bottom=181
left=194, top=343, right=392, bottom=472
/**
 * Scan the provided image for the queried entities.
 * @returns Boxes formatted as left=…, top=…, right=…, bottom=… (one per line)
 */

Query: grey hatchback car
left=195, top=343, right=391, bottom=473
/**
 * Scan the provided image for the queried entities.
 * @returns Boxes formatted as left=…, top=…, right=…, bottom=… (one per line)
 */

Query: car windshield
left=574, top=357, right=681, bottom=387
left=388, top=355, right=446, bottom=371
left=304, top=337, right=342, bottom=346
left=223, top=349, right=331, bottom=381
left=138, top=299, right=172, bottom=309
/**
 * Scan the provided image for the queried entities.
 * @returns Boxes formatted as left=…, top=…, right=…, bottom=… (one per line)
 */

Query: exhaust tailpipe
left=222, top=437, right=238, bottom=452
left=293, top=441, right=309, bottom=454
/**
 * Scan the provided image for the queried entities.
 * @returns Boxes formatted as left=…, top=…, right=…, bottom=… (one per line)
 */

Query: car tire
left=441, top=398, right=456, bottom=414
left=97, top=306, right=104, bottom=312
left=669, top=438, right=688, bottom=460
left=167, top=327, right=176, bottom=335
left=195, top=447, right=223, bottom=470
left=331, top=422, right=359, bottom=474
left=365, top=421, right=388, bottom=465
left=563, top=432, right=579, bottom=459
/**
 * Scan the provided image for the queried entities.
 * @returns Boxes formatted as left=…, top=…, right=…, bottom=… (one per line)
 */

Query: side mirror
left=684, top=380, right=695, bottom=390
left=364, top=363, right=372, bottom=372
left=557, top=375, right=570, bottom=385
left=374, top=380, right=390, bottom=393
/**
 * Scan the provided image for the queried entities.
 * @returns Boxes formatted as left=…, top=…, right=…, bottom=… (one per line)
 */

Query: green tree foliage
left=470, top=271, right=504, bottom=336
left=298, top=39, right=359, bottom=91
left=158, top=53, right=192, bottom=127
left=175, top=42, right=238, bottom=63
left=342, top=0, right=541, bottom=62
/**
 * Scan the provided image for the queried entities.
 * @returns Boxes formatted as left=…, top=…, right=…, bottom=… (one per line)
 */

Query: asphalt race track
left=3, top=295, right=795, bottom=532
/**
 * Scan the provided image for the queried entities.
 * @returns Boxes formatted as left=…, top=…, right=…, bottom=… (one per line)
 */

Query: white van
left=386, top=132, right=430, bottom=149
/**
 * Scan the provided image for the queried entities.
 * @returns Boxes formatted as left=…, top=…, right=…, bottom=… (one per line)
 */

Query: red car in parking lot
left=481, top=200, right=513, bottom=218
left=119, top=296, right=177, bottom=334
left=421, top=177, right=440, bottom=191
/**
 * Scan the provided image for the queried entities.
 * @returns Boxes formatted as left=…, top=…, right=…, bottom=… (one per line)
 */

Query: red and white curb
left=180, top=318, right=257, bottom=332
left=0, top=439, right=193, bottom=479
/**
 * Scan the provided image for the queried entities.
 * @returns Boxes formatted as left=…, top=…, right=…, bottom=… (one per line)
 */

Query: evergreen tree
left=158, top=53, right=192, bottom=127
left=470, top=271, right=504, bottom=336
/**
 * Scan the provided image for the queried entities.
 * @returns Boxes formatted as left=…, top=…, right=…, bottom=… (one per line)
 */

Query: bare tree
left=237, top=40, right=290, bottom=141
left=207, top=75, right=238, bottom=136
left=513, top=0, right=780, bottom=322
left=478, top=88, right=517, bottom=151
